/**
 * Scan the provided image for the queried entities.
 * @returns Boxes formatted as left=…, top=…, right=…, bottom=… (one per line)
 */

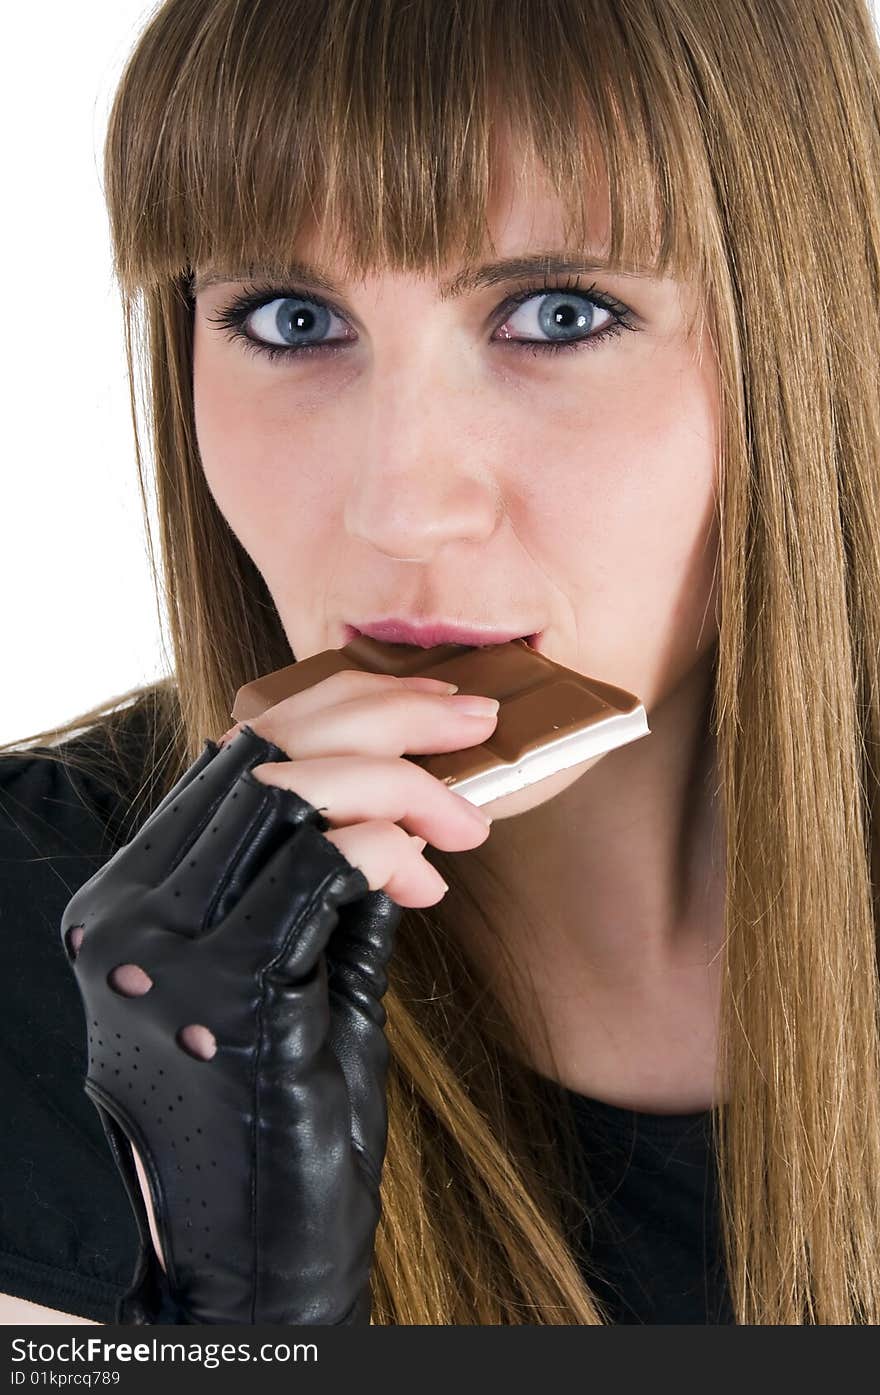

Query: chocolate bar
left=231, top=637, right=650, bottom=808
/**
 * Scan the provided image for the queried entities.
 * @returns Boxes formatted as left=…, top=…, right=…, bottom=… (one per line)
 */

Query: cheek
left=512, top=348, right=720, bottom=692
left=193, top=316, right=256, bottom=515
left=192, top=321, right=337, bottom=554
left=607, top=369, right=719, bottom=633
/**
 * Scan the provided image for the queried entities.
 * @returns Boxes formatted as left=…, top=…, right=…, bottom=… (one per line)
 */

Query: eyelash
left=205, top=274, right=640, bottom=365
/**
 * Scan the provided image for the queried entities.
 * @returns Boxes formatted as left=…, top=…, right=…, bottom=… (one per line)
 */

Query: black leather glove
left=60, top=725, right=401, bottom=1325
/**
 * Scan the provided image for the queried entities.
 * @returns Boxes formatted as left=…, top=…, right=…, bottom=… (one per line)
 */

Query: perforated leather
left=61, top=725, right=401, bottom=1325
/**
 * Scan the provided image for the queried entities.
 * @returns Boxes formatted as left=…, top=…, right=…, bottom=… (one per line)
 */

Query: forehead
left=485, top=120, right=614, bottom=247
left=190, top=111, right=705, bottom=345
left=318, top=123, right=615, bottom=274
left=194, top=130, right=655, bottom=297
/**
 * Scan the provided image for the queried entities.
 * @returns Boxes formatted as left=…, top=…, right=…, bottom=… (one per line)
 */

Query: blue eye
left=236, top=296, right=354, bottom=356
left=205, top=276, right=639, bottom=365
left=497, top=283, right=624, bottom=356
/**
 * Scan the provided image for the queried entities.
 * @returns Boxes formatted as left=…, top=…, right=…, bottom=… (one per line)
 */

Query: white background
left=2, top=2, right=879, bottom=742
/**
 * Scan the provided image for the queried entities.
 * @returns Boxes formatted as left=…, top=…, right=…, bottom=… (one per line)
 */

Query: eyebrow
left=191, top=251, right=656, bottom=300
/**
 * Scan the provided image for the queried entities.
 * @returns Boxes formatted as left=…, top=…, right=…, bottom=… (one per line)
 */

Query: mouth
left=344, top=622, right=542, bottom=651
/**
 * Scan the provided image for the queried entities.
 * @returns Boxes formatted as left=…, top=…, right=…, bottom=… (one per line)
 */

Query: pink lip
left=345, top=621, right=541, bottom=649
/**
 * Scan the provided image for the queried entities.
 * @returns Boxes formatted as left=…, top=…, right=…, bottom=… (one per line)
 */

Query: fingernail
left=217, top=723, right=242, bottom=748
left=447, top=694, right=500, bottom=717
left=401, top=676, right=460, bottom=693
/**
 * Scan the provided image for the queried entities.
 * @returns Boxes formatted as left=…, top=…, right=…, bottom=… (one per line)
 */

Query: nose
left=343, top=366, right=502, bottom=563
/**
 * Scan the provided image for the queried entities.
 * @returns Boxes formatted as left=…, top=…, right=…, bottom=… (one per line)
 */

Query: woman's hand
left=61, top=669, right=497, bottom=1324
left=234, top=667, right=498, bottom=903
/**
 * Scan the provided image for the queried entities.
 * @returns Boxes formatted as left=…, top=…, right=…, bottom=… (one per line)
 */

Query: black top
left=563, top=1089, right=733, bottom=1323
left=0, top=717, right=733, bottom=1324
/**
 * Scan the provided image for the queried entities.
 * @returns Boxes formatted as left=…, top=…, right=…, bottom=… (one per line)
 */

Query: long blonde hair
left=5, top=0, right=880, bottom=1322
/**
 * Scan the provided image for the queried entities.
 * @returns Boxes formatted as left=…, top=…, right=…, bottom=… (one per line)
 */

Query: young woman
left=2, top=0, right=879, bottom=1325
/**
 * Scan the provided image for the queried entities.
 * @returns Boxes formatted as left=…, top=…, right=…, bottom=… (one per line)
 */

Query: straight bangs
left=104, top=0, right=717, bottom=329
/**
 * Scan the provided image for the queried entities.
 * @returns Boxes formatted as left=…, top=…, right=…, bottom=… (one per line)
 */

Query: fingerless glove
left=61, top=725, right=401, bottom=1325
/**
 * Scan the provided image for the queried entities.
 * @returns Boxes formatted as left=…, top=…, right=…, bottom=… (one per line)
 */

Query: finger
left=156, top=731, right=328, bottom=916
left=248, top=687, right=499, bottom=768
left=321, top=847, right=409, bottom=1172
left=133, top=738, right=220, bottom=837
left=246, top=668, right=460, bottom=743
left=217, top=676, right=458, bottom=748
left=249, top=752, right=492, bottom=850
left=122, top=725, right=296, bottom=890
left=324, top=823, right=450, bottom=907
left=209, top=813, right=380, bottom=976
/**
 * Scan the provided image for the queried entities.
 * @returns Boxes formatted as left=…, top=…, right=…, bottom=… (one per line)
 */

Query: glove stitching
left=235, top=773, right=280, bottom=1327
left=250, top=865, right=328, bottom=1324
left=350, top=1138, right=382, bottom=1193
left=263, top=859, right=365, bottom=976
left=250, top=854, right=365, bottom=1323
left=199, top=785, right=277, bottom=934
left=158, top=780, right=235, bottom=887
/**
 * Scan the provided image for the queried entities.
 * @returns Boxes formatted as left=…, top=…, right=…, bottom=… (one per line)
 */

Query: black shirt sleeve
left=0, top=746, right=141, bottom=1321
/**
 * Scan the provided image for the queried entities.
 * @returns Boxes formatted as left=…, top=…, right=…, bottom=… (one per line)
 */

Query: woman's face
left=192, top=152, right=720, bottom=821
